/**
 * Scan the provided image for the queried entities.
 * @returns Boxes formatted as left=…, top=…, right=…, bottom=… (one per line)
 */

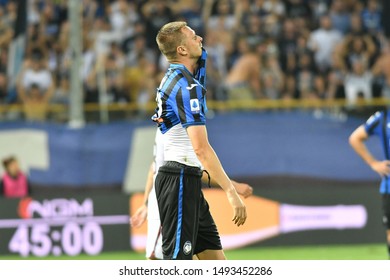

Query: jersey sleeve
left=364, top=111, right=383, bottom=136
left=170, top=78, right=206, bottom=128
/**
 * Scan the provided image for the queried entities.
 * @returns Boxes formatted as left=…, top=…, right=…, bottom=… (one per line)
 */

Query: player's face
left=181, top=26, right=203, bottom=59
left=7, top=160, right=20, bottom=176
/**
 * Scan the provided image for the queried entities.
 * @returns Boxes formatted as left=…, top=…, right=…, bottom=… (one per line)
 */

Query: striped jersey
left=364, top=110, right=390, bottom=194
left=152, top=49, right=208, bottom=168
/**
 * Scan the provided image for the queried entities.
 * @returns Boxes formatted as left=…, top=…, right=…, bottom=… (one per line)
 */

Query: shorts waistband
left=159, top=161, right=202, bottom=177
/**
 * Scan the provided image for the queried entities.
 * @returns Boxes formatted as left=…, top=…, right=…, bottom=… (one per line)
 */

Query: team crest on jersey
left=190, top=99, right=200, bottom=114
left=183, top=241, right=192, bottom=255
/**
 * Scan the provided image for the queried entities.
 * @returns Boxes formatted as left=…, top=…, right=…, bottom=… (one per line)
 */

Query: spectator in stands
left=16, top=48, right=55, bottom=121
left=308, top=14, right=343, bottom=73
left=296, top=51, right=325, bottom=100
left=107, top=0, right=136, bottom=43
left=242, top=12, right=264, bottom=47
left=104, top=45, right=128, bottom=103
left=203, top=0, right=240, bottom=71
left=127, top=33, right=155, bottom=67
left=26, top=23, right=45, bottom=57
left=350, top=12, right=366, bottom=36
left=335, top=31, right=377, bottom=72
left=124, top=53, right=156, bottom=110
left=139, top=0, right=176, bottom=51
left=204, top=0, right=237, bottom=31
left=282, top=73, right=298, bottom=100
left=263, top=13, right=282, bottom=38
left=122, top=23, right=157, bottom=109
left=263, top=0, right=286, bottom=19
left=52, top=71, right=69, bottom=105
left=329, top=0, right=351, bottom=35
left=0, top=71, right=7, bottom=103
left=372, top=40, right=390, bottom=99
left=2, top=0, right=387, bottom=121
left=122, top=19, right=146, bottom=54
left=361, top=0, right=382, bottom=35
left=0, top=4, right=14, bottom=49
left=344, top=58, right=373, bottom=108
left=224, top=38, right=262, bottom=100
left=277, top=19, right=299, bottom=74
left=0, top=49, right=7, bottom=93
left=84, top=67, right=99, bottom=104
left=92, top=13, right=123, bottom=55
left=261, top=53, right=284, bottom=99
left=82, top=0, right=99, bottom=25
left=0, top=156, right=30, bottom=198
left=235, top=0, right=252, bottom=33
left=203, top=29, right=228, bottom=100
left=251, top=0, right=269, bottom=19
left=285, top=0, right=311, bottom=20
left=173, top=0, right=206, bottom=38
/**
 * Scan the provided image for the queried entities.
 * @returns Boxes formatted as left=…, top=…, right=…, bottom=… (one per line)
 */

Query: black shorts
left=154, top=161, right=222, bottom=260
left=382, top=194, right=390, bottom=229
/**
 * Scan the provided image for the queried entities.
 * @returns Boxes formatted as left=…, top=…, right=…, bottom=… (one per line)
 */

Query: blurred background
left=1, top=0, right=390, bottom=260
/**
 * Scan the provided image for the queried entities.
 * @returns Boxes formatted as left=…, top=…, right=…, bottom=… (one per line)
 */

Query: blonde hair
left=156, top=21, right=187, bottom=61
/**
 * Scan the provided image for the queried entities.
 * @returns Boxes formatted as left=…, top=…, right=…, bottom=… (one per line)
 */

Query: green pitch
left=0, top=244, right=387, bottom=260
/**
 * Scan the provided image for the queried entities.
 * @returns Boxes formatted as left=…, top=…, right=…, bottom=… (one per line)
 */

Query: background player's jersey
left=153, top=49, right=208, bottom=168
left=364, top=110, right=390, bottom=194
left=148, top=128, right=165, bottom=221
left=145, top=129, right=164, bottom=259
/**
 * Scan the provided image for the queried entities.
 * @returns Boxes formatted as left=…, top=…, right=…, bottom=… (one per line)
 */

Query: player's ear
left=177, top=45, right=187, bottom=56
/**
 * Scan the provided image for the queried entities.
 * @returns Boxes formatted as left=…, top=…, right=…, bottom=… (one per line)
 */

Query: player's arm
left=349, top=125, right=390, bottom=177
left=231, top=180, right=253, bottom=198
left=201, top=172, right=253, bottom=198
left=187, top=125, right=247, bottom=226
left=130, top=162, right=154, bottom=228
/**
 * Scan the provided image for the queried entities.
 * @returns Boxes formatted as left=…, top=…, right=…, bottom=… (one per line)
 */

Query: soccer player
left=130, top=128, right=253, bottom=260
left=152, top=21, right=247, bottom=260
left=1, top=156, right=30, bottom=198
left=349, top=110, right=390, bottom=259
left=130, top=128, right=164, bottom=259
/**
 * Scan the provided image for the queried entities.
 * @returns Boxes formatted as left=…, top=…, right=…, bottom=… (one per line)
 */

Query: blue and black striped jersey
left=364, top=110, right=390, bottom=194
left=153, top=49, right=208, bottom=134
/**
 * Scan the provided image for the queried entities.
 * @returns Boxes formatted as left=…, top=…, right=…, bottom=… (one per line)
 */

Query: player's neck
left=170, top=57, right=198, bottom=75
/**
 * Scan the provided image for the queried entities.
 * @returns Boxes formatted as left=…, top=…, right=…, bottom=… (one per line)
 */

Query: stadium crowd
left=0, top=0, right=388, bottom=121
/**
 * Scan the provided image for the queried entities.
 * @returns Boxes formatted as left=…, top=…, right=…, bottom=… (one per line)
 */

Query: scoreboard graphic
left=0, top=193, right=130, bottom=257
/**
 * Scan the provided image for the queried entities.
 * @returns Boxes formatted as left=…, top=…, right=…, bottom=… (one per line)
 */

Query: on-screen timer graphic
left=52, top=246, right=62, bottom=256
left=51, top=231, right=61, bottom=242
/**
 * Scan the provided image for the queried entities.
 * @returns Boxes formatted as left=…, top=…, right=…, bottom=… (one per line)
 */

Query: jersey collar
left=169, top=63, right=194, bottom=76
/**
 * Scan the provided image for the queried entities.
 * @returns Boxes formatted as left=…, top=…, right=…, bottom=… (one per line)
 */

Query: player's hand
left=226, top=189, right=247, bottom=227
left=232, top=181, right=253, bottom=198
left=370, top=160, right=390, bottom=177
left=130, top=204, right=148, bottom=228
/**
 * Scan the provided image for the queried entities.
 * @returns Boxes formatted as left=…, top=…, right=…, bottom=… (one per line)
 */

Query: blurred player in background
left=130, top=128, right=253, bottom=260
left=349, top=110, right=390, bottom=259
left=0, top=156, right=30, bottom=198
left=151, top=21, right=247, bottom=260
